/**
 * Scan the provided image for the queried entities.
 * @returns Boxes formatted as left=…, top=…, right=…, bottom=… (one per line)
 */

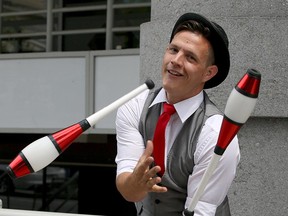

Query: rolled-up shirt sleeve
left=115, top=90, right=149, bottom=176
left=185, top=114, right=240, bottom=215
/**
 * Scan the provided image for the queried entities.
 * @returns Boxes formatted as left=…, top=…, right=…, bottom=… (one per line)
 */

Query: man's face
left=161, top=30, right=217, bottom=103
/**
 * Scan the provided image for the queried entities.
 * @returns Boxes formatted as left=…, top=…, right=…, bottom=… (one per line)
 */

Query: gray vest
left=137, top=88, right=231, bottom=216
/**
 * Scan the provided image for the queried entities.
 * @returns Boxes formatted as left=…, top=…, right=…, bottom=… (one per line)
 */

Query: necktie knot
left=163, top=103, right=176, bottom=116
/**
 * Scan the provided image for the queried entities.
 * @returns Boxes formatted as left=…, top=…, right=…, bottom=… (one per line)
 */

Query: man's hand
left=116, top=140, right=168, bottom=202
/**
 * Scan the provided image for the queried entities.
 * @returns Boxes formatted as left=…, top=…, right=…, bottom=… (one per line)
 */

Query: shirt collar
left=150, top=88, right=204, bottom=123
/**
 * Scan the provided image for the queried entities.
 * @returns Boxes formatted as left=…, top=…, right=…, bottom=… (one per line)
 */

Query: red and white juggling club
left=7, top=79, right=155, bottom=179
left=185, top=68, right=261, bottom=215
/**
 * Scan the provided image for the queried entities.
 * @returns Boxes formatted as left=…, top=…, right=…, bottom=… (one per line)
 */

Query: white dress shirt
left=115, top=88, right=240, bottom=216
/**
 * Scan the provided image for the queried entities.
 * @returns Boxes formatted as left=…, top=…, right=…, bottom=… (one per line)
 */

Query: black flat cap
left=170, top=13, right=230, bottom=89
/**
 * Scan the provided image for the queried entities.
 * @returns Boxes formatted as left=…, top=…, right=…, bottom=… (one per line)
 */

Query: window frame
left=0, top=0, right=151, bottom=53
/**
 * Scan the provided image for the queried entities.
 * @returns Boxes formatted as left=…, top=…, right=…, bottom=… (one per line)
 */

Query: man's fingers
left=151, top=184, right=168, bottom=193
left=132, top=140, right=165, bottom=192
left=143, top=140, right=154, bottom=157
left=136, top=140, right=155, bottom=172
left=144, top=176, right=167, bottom=193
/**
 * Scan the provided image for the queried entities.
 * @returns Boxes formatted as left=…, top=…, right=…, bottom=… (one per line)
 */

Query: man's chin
left=162, top=81, right=176, bottom=93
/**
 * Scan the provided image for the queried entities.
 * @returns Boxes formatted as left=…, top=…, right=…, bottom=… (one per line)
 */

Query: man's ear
left=204, top=65, right=218, bottom=82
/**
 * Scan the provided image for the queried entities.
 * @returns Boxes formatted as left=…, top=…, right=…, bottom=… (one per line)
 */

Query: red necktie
left=153, top=103, right=176, bottom=176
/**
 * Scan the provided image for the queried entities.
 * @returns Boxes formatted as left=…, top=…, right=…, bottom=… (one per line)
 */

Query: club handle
left=86, top=79, right=154, bottom=126
left=187, top=154, right=221, bottom=211
left=183, top=209, right=194, bottom=216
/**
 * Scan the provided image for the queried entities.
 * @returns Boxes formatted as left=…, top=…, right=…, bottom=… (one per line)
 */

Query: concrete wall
left=140, top=0, right=288, bottom=215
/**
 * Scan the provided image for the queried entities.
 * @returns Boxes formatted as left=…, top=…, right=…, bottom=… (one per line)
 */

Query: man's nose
left=171, top=52, right=184, bottom=66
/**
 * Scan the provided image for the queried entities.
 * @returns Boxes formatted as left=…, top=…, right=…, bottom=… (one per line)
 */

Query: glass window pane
left=0, top=0, right=151, bottom=52
left=2, top=0, right=46, bottom=12
left=2, top=15, right=46, bottom=34
left=62, top=33, right=105, bottom=51
left=62, top=10, right=106, bottom=31
left=21, top=37, right=46, bottom=52
left=1, top=37, right=46, bottom=53
left=1, top=14, right=46, bottom=53
left=1, top=38, right=21, bottom=53
left=114, top=7, right=150, bottom=27
left=113, top=31, right=139, bottom=49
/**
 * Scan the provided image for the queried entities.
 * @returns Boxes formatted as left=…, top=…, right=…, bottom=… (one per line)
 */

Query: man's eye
left=187, top=55, right=195, bottom=61
left=169, top=47, right=177, bottom=53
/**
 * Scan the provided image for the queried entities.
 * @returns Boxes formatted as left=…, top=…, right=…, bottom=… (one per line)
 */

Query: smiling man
left=115, top=12, right=240, bottom=216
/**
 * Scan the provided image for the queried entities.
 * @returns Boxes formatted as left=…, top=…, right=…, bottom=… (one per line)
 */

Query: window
left=0, top=0, right=151, bottom=53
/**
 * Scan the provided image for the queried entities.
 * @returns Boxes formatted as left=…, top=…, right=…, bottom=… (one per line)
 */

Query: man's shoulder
left=205, top=114, right=224, bottom=132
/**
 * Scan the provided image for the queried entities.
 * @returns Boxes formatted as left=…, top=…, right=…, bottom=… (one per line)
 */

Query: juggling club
left=7, top=79, right=155, bottom=179
left=184, top=68, right=261, bottom=215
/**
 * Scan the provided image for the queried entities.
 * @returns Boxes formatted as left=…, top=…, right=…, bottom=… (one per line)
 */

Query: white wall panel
left=93, top=55, right=140, bottom=133
left=0, top=51, right=140, bottom=134
left=0, top=56, right=87, bottom=132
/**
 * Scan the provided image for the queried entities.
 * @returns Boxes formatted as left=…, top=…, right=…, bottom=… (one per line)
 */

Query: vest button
left=155, top=199, right=161, bottom=204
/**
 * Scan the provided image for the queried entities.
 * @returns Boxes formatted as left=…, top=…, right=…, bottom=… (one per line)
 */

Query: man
left=115, top=12, right=240, bottom=216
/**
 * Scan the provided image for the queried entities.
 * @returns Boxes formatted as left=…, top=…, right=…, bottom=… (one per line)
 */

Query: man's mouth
left=168, top=69, right=182, bottom=77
